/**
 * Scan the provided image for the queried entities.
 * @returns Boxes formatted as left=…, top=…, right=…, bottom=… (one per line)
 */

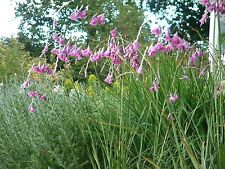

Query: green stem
left=211, top=11, right=216, bottom=76
left=217, top=14, right=222, bottom=80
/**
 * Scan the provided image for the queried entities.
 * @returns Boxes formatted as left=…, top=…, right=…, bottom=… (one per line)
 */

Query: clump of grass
left=1, top=51, right=225, bottom=168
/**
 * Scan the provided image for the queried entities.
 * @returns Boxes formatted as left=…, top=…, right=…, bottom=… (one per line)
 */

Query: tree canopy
left=142, top=0, right=209, bottom=42
left=14, top=0, right=209, bottom=57
left=15, top=0, right=145, bottom=56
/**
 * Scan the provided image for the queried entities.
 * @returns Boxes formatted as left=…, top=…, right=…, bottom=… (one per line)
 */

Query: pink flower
left=202, top=0, right=225, bottom=15
left=169, top=93, right=179, bottom=103
left=58, top=53, right=70, bottom=62
left=137, top=66, right=143, bottom=74
left=90, top=13, right=106, bottom=26
left=81, top=47, right=92, bottom=57
left=154, top=43, right=165, bottom=51
left=52, top=33, right=66, bottom=45
left=32, top=65, right=40, bottom=73
left=200, top=0, right=210, bottom=6
left=58, top=37, right=66, bottom=45
left=164, top=32, right=171, bottom=42
left=104, top=73, right=113, bottom=84
left=169, top=33, right=189, bottom=51
left=52, top=33, right=60, bottom=42
left=22, top=79, right=30, bottom=88
left=200, top=11, right=208, bottom=26
left=28, top=91, right=47, bottom=101
left=90, top=15, right=98, bottom=26
left=165, top=43, right=175, bottom=52
left=207, top=4, right=214, bottom=13
left=90, top=52, right=101, bottom=62
left=28, top=103, right=36, bottom=113
left=130, top=56, right=140, bottom=70
left=39, top=95, right=47, bottom=101
left=132, top=40, right=139, bottom=52
left=148, top=46, right=158, bottom=57
left=149, top=80, right=160, bottom=93
left=196, top=50, right=204, bottom=57
left=190, top=55, right=198, bottom=66
left=171, top=33, right=181, bottom=46
left=78, top=9, right=88, bottom=19
left=98, top=48, right=105, bottom=58
left=110, top=29, right=118, bottom=38
left=148, top=43, right=165, bottom=57
left=28, top=91, right=39, bottom=97
left=151, top=25, right=162, bottom=36
left=69, top=12, right=79, bottom=21
left=69, top=8, right=88, bottom=21
left=68, top=47, right=83, bottom=60
left=189, top=50, right=204, bottom=66
left=149, top=86, right=156, bottom=93
left=32, top=65, right=53, bottom=75
left=112, top=56, right=123, bottom=66
left=97, top=14, right=106, bottom=25
left=181, top=41, right=190, bottom=50
left=42, top=43, right=49, bottom=54
left=176, top=40, right=189, bottom=51
left=125, top=42, right=139, bottom=57
left=51, top=48, right=60, bottom=55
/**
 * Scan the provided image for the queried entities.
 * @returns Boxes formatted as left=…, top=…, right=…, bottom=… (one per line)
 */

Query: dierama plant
left=17, top=1, right=225, bottom=168
left=21, top=2, right=207, bottom=113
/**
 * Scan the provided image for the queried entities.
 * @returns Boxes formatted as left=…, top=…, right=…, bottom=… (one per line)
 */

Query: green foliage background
left=14, top=0, right=209, bottom=57
left=0, top=39, right=31, bottom=82
left=15, top=0, right=146, bottom=57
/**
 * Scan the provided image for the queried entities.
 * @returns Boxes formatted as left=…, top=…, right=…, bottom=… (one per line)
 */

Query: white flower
left=19, top=88, right=26, bottom=94
left=69, top=89, right=76, bottom=97
left=53, top=85, right=64, bottom=95
left=0, top=82, right=3, bottom=91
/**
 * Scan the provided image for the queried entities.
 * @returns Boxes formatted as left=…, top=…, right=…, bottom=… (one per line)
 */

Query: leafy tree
left=0, top=38, right=31, bottom=82
left=15, top=0, right=210, bottom=56
left=140, top=0, right=209, bottom=42
left=14, top=0, right=145, bottom=56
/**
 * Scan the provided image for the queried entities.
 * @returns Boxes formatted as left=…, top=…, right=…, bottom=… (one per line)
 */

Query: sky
left=0, top=0, right=21, bottom=37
